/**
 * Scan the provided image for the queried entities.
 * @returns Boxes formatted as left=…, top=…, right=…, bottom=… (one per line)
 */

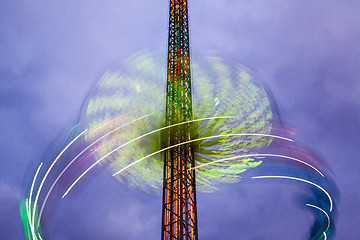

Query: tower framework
left=161, top=0, right=198, bottom=239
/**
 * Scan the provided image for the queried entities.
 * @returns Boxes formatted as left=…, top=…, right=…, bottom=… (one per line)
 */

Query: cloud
left=1, top=0, right=359, bottom=239
left=0, top=181, right=20, bottom=201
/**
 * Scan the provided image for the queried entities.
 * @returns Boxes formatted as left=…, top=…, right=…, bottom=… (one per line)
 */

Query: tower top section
left=168, top=0, right=190, bottom=51
left=166, top=0, right=192, bottom=124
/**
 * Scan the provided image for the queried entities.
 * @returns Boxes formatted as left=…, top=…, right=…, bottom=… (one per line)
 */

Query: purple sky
left=1, top=0, right=359, bottom=239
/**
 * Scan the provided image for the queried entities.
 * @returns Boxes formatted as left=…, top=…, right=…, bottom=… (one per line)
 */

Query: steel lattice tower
left=161, top=0, right=198, bottom=239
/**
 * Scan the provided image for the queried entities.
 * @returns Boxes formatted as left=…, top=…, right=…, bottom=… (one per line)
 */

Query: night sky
left=1, top=0, right=359, bottom=239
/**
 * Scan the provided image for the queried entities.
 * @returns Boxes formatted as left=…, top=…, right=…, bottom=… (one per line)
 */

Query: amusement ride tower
left=161, top=0, right=198, bottom=239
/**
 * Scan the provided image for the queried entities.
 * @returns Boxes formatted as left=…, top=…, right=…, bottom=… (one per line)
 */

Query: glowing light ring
left=81, top=51, right=274, bottom=193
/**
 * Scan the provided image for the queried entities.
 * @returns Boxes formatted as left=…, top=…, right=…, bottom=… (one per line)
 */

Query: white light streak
left=252, top=175, right=333, bottom=212
left=89, top=112, right=150, bottom=136
left=323, top=232, right=327, bottom=240
left=112, top=133, right=293, bottom=176
left=37, top=114, right=152, bottom=226
left=190, top=153, right=324, bottom=177
left=32, top=130, right=87, bottom=229
left=29, top=163, right=43, bottom=215
left=62, top=116, right=240, bottom=198
left=88, top=113, right=152, bottom=137
left=28, top=162, right=43, bottom=239
left=306, top=204, right=330, bottom=232
left=25, top=198, right=36, bottom=240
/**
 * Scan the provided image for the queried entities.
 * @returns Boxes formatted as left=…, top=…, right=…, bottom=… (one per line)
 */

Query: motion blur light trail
left=250, top=143, right=337, bottom=239
left=61, top=116, right=240, bottom=198
left=20, top=50, right=337, bottom=239
left=252, top=175, right=333, bottom=212
left=24, top=163, right=43, bottom=239
left=306, top=204, right=330, bottom=232
left=110, top=132, right=293, bottom=177
left=36, top=114, right=152, bottom=227
left=191, top=153, right=324, bottom=177
left=80, top=51, right=275, bottom=193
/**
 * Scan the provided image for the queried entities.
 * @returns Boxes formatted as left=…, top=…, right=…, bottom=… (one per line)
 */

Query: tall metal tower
left=161, top=0, right=198, bottom=239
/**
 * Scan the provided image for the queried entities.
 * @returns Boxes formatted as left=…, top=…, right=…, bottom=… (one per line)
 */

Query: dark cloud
left=1, top=0, right=359, bottom=239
